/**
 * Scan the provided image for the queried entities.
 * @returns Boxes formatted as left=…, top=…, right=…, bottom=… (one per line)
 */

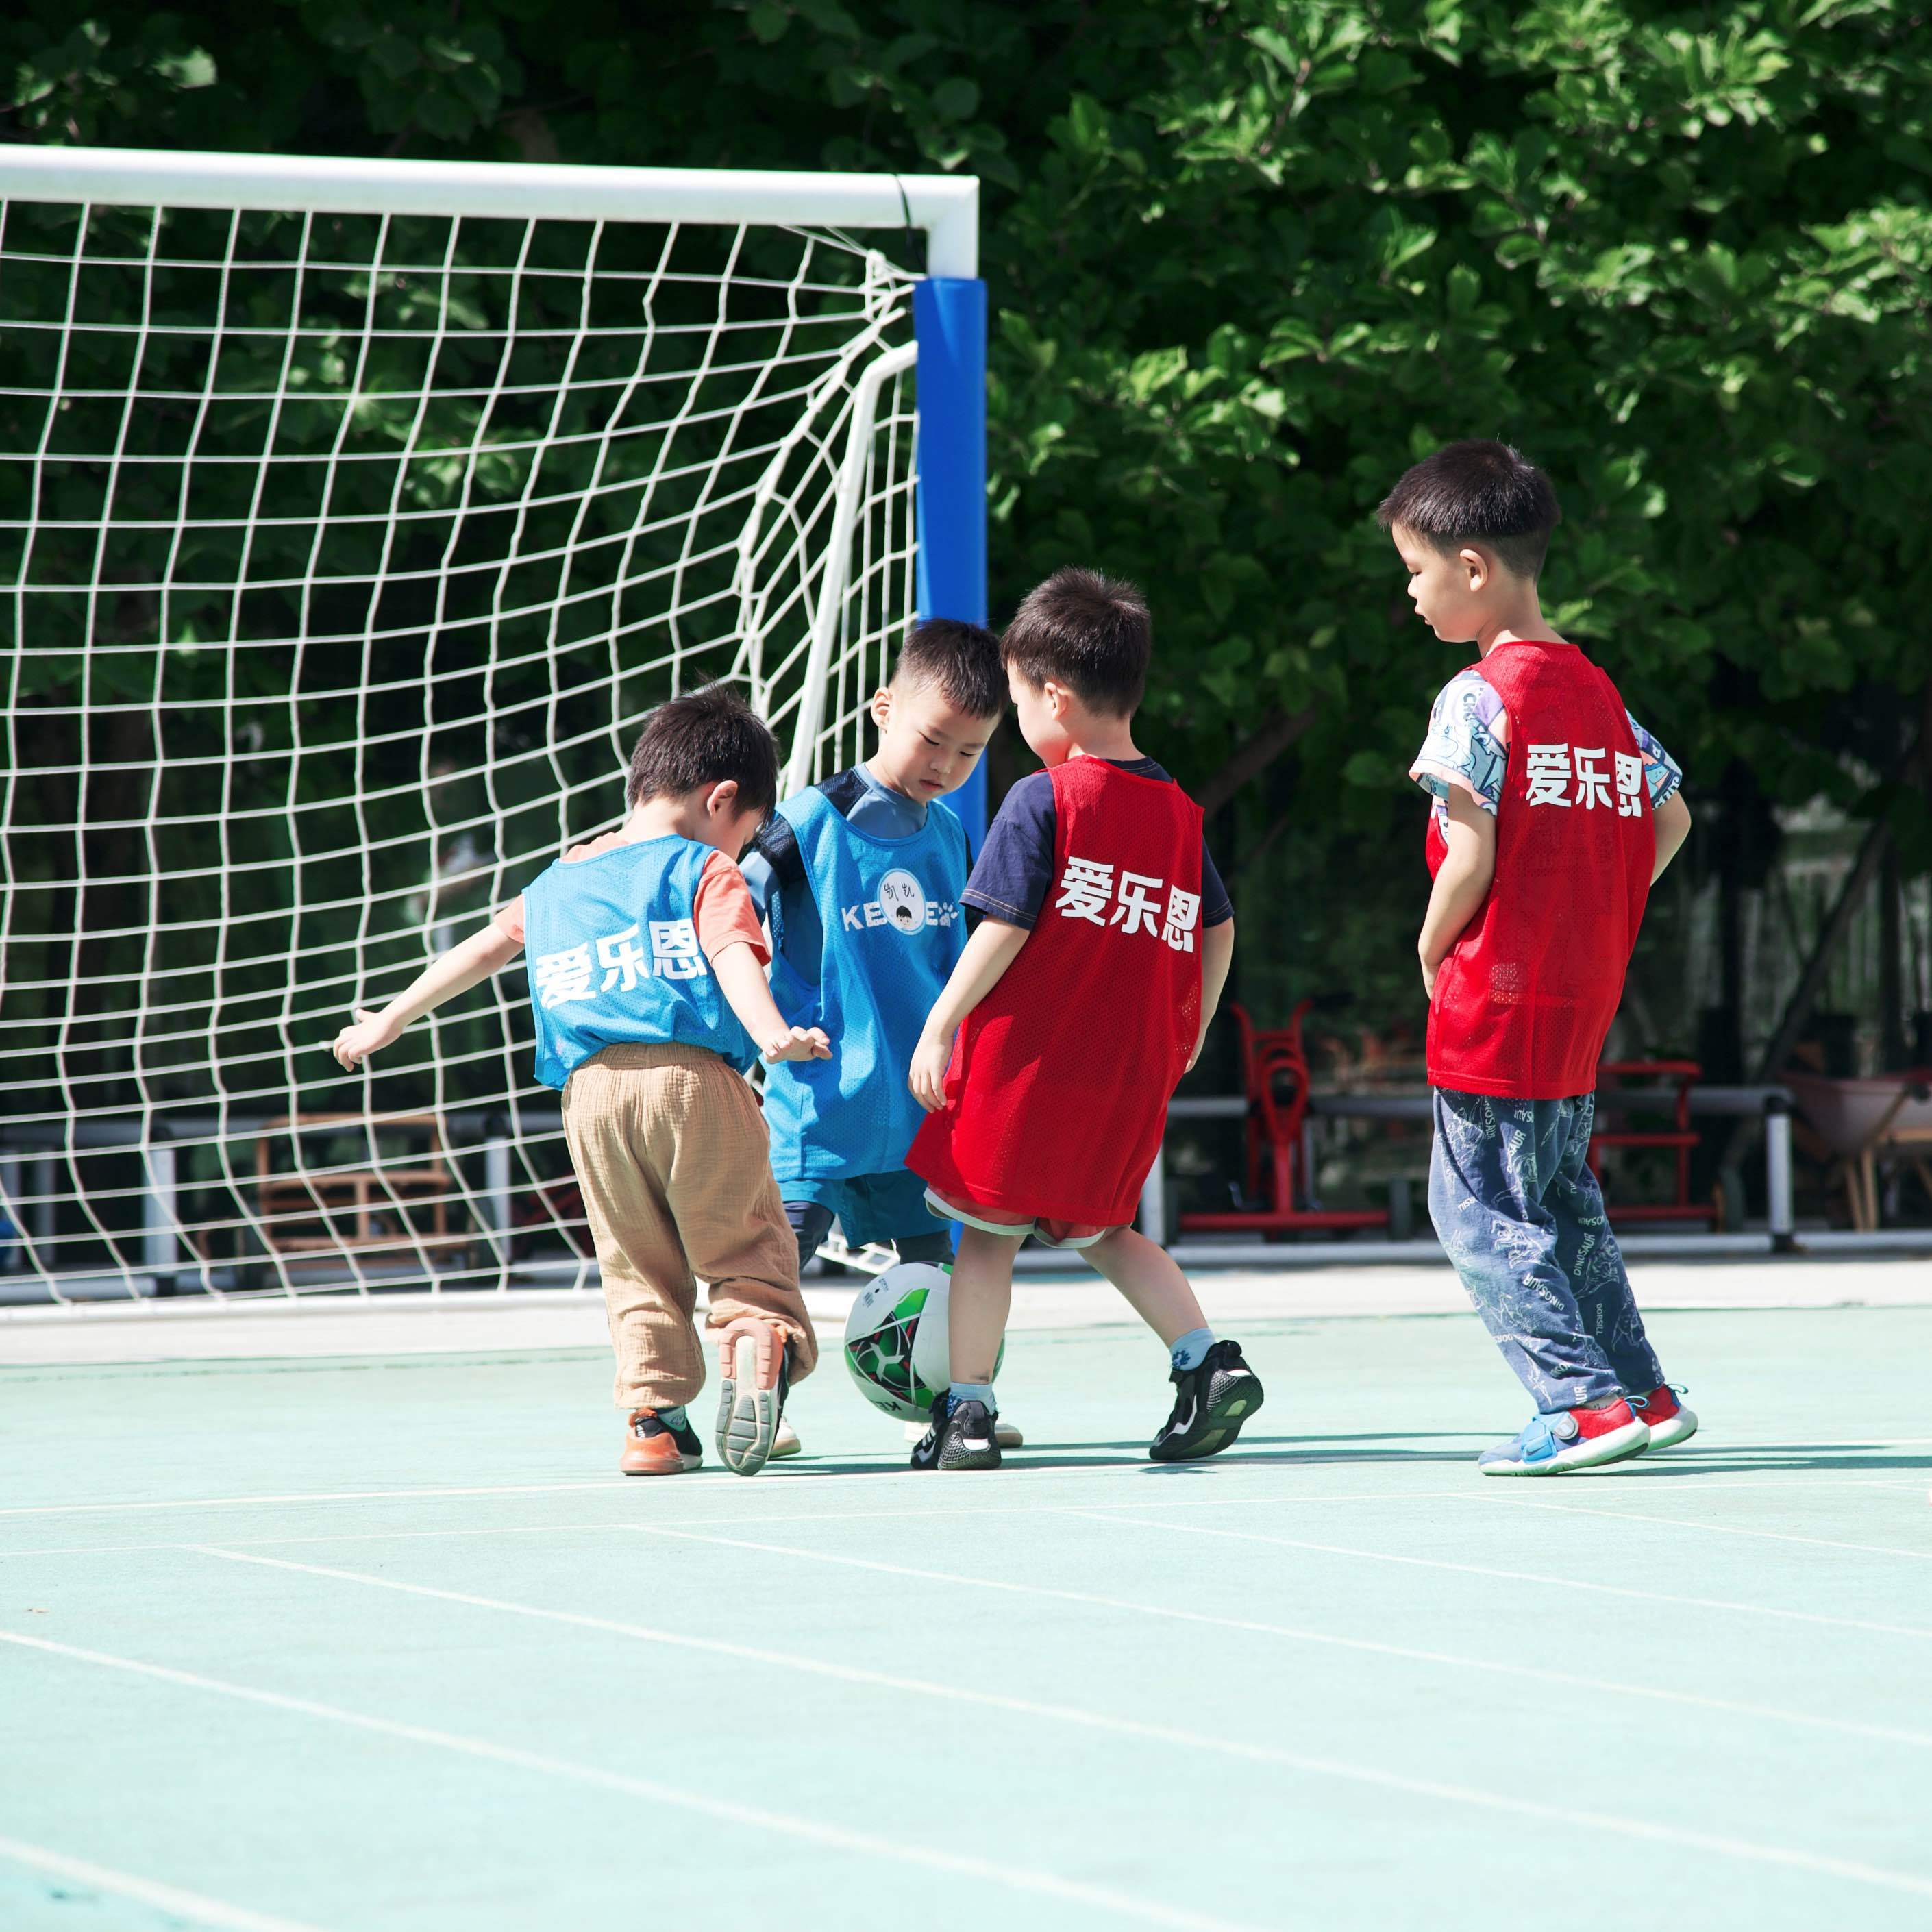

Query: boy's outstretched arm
left=909, top=919, right=1029, bottom=1111
left=710, top=940, right=831, bottom=1063
left=1417, top=787, right=1497, bottom=1000
left=332, top=920, right=523, bottom=1067
left=1189, top=919, right=1235, bottom=1072
left=1652, top=791, right=1692, bottom=883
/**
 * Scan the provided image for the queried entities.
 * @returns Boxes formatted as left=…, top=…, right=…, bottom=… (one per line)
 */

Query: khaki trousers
left=561, top=1043, right=817, bottom=1411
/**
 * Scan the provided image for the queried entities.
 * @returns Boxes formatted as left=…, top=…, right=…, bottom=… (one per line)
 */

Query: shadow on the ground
left=760, top=1439, right=1932, bottom=1479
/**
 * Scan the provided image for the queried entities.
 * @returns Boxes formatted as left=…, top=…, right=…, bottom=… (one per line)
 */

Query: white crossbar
left=0, top=146, right=979, bottom=277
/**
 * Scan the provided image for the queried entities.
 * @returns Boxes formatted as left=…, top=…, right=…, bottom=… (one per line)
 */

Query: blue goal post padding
left=913, top=275, right=989, bottom=848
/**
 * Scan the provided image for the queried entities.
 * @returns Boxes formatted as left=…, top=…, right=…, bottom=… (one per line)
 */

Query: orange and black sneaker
left=621, top=1408, right=703, bottom=1477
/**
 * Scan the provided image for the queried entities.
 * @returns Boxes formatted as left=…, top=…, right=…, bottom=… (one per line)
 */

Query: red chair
left=1588, top=1059, right=1719, bottom=1224
left=1178, top=1001, right=1389, bottom=1238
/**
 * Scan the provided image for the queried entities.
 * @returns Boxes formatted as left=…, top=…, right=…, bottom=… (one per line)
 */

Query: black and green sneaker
left=908, top=1390, right=1002, bottom=1471
left=1150, top=1340, right=1264, bottom=1462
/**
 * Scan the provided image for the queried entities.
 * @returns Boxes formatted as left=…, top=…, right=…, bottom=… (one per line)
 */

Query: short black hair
left=893, top=617, right=1005, bottom=717
left=1000, top=568, right=1150, bottom=717
left=626, top=682, right=778, bottom=815
left=1376, top=439, right=1561, bottom=580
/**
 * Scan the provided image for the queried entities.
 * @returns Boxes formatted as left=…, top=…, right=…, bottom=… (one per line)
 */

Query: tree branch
left=1196, top=704, right=1317, bottom=817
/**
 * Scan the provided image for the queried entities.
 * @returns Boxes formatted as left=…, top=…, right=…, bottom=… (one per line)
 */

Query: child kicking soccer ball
left=1383, top=439, right=1698, bottom=1475
left=906, top=569, right=1263, bottom=1470
left=331, top=684, right=828, bottom=1478
left=743, top=618, right=1024, bottom=1455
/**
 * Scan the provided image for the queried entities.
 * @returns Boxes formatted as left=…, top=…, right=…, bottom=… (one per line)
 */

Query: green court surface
left=4, top=1300, right=1932, bottom=1932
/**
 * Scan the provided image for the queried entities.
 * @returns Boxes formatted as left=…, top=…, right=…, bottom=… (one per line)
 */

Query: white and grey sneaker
left=714, top=1319, right=790, bottom=1477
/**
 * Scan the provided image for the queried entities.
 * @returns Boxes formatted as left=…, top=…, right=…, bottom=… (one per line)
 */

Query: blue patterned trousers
left=1427, top=1089, right=1665, bottom=1411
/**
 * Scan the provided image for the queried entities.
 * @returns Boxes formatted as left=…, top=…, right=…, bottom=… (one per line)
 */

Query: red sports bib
left=910, top=758, right=1204, bottom=1226
left=1426, top=641, right=1655, bottom=1099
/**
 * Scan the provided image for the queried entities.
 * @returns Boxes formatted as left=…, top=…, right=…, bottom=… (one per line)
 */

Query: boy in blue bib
left=333, top=685, right=829, bottom=1479
left=743, top=619, right=1021, bottom=1448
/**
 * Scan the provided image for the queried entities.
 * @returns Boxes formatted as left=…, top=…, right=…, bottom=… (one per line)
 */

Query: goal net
left=0, top=147, right=982, bottom=1307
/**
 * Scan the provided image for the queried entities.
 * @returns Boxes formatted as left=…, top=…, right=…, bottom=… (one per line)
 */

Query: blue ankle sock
left=948, top=1380, right=998, bottom=1415
left=657, top=1404, right=689, bottom=1431
left=1170, top=1328, right=1215, bottom=1372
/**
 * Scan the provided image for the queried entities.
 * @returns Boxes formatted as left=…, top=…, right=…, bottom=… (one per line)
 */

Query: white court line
left=190, top=1541, right=1932, bottom=1758
left=0, top=1481, right=623, bottom=1519
left=86, top=1553, right=1932, bottom=1900
left=0, top=1629, right=1261, bottom=1932
left=1470, top=1491, right=1932, bottom=1561
left=5, top=1453, right=1923, bottom=1522
left=0, top=1488, right=1487, bottom=1560
left=0, top=1832, right=331, bottom=1932
left=1063, top=1511, right=1932, bottom=1641
left=5, top=1472, right=1922, bottom=1564
left=186, top=1547, right=1932, bottom=1905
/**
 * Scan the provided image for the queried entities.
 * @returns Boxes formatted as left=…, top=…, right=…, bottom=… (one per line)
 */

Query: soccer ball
left=841, top=1261, right=1003, bottom=1423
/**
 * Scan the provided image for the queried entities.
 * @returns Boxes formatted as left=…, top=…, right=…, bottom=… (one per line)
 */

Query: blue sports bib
left=521, top=836, right=756, bottom=1089
left=761, top=784, right=969, bottom=1179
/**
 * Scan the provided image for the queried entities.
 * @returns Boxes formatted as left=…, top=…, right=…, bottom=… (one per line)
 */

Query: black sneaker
left=1150, top=1340, right=1265, bottom=1462
left=908, top=1390, right=1002, bottom=1471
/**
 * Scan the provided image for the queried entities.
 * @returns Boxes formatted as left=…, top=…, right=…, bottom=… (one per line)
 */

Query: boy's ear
left=867, top=685, right=893, bottom=730
left=1459, top=546, right=1491, bottom=593
left=704, top=778, right=741, bottom=817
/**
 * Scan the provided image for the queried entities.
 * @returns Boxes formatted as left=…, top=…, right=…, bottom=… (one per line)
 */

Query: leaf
left=747, top=3, right=791, bottom=44
left=931, top=76, right=980, bottom=121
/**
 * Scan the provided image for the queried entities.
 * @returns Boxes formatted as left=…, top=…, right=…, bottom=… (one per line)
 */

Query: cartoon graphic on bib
left=878, top=869, right=926, bottom=935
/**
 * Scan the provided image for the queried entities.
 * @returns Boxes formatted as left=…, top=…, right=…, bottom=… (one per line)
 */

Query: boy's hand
left=1420, top=953, right=1440, bottom=1001
left=909, top=1032, right=953, bottom=1112
left=332, top=1008, right=399, bottom=1069
left=763, top=1026, right=831, bottom=1064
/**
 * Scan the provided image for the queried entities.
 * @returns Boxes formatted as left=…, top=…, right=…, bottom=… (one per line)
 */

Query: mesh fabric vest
left=761, top=782, right=970, bottom=1181
left=523, top=836, right=756, bottom=1089
left=1426, top=640, right=1654, bottom=1099
left=909, top=758, right=1203, bottom=1226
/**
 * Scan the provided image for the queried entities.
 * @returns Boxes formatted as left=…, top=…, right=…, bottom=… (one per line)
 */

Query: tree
left=6, top=0, right=1929, bottom=1048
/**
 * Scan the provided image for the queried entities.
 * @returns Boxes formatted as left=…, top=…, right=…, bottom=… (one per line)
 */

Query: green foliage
left=3, top=0, right=1927, bottom=1039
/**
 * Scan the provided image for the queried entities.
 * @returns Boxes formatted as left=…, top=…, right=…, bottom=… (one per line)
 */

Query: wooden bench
left=253, top=1113, right=470, bottom=1265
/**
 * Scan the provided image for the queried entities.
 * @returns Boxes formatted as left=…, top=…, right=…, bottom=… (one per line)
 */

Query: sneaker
left=770, top=1416, right=803, bottom=1460
left=1477, top=1399, right=1650, bottom=1477
left=905, top=1415, right=1024, bottom=1448
left=714, top=1317, right=791, bottom=1477
left=621, top=1408, right=703, bottom=1477
left=909, top=1390, right=1002, bottom=1471
left=1631, top=1383, right=1698, bottom=1450
left=1150, top=1339, right=1265, bottom=1463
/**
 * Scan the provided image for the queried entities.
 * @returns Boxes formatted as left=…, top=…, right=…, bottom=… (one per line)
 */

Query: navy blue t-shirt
left=962, top=758, right=1233, bottom=931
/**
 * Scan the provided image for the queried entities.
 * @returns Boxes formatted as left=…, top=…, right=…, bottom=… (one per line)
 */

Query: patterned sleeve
left=1626, top=714, right=1683, bottom=806
left=1410, top=669, right=1508, bottom=816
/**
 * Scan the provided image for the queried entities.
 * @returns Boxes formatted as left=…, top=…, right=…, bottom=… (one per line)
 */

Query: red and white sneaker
left=1632, top=1384, right=1698, bottom=1450
left=1477, top=1398, right=1651, bottom=1476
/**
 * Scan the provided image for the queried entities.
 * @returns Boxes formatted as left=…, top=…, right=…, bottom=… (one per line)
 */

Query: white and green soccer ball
left=841, top=1261, right=1004, bottom=1424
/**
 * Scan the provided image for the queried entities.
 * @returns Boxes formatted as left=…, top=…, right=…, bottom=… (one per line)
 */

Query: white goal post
left=0, top=144, right=984, bottom=1307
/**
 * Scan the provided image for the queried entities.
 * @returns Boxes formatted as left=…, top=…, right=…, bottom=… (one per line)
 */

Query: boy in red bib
left=1381, top=441, right=1696, bottom=1475
left=906, top=569, right=1263, bottom=1470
